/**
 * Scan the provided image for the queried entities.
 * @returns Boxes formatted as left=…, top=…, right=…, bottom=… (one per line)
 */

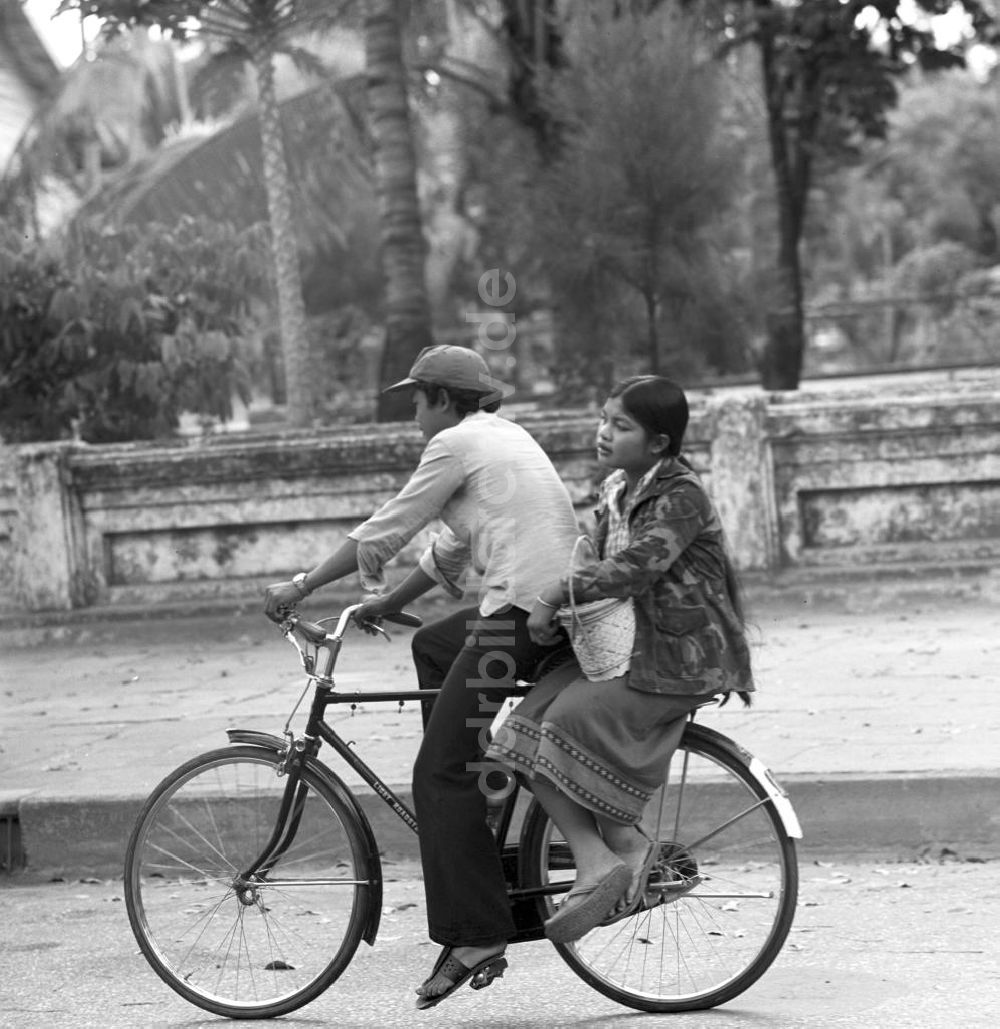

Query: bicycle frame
left=126, top=605, right=802, bottom=1018
left=231, top=606, right=559, bottom=942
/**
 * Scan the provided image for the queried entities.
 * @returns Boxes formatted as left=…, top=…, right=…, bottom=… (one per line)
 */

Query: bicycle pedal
left=664, top=872, right=703, bottom=889
left=649, top=873, right=703, bottom=904
left=470, top=958, right=508, bottom=990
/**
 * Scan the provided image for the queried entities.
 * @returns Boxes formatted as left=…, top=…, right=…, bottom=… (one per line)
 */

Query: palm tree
left=0, top=27, right=186, bottom=237
left=54, top=0, right=357, bottom=427
left=72, top=80, right=373, bottom=255
left=67, top=78, right=381, bottom=413
left=364, top=0, right=432, bottom=422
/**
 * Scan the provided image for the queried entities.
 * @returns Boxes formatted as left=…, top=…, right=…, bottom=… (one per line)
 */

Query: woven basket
left=557, top=537, right=636, bottom=681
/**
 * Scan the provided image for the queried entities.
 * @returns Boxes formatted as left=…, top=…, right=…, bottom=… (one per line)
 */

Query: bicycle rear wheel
left=519, top=723, right=798, bottom=1012
left=124, top=745, right=376, bottom=1019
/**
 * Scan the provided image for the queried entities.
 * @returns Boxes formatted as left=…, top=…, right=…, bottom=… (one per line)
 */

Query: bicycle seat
left=518, top=644, right=576, bottom=692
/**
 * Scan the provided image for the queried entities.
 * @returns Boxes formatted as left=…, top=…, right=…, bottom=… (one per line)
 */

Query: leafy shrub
left=891, top=240, right=980, bottom=302
left=0, top=216, right=271, bottom=443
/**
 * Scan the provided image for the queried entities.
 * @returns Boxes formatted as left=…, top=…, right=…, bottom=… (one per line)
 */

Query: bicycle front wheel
left=124, top=745, right=377, bottom=1019
left=519, top=724, right=799, bottom=1012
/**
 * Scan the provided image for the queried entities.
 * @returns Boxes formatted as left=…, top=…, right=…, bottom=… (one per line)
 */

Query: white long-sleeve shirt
left=349, top=412, right=580, bottom=615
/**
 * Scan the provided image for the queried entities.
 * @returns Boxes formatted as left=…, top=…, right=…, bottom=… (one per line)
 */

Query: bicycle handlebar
left=381, top=611, right=424, bottom=629
left=281, top=603, right=423, bottom=646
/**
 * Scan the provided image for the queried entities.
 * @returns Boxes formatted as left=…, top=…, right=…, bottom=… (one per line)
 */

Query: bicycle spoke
left=684, top=797, right=773, bottom=852
left=142, top=831, right=233, bottom=881
left=522, top=726, right=798, bottom=1012
left=126, top=748, right=373, bottom=1018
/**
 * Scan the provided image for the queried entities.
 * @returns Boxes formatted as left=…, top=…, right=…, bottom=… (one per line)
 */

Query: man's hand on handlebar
left=263, top=580, right=302, bottom=622
left=352, top=594, right=395, bottom=636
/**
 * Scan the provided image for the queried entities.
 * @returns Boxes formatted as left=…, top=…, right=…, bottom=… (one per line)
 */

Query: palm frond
left=280, top=45, right=331, bottom=80
left=187, top=46, right=254, bottom=118
left=194, top=0, right=362, bottom=47
left=1, top=32, right=187, bottom=222
left=72, top=77, right=374, bottom=262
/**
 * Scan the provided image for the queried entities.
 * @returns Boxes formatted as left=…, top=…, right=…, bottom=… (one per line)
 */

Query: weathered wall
left=4, top=373, right=999, bottom=613
left=765, top=382, right=1000, bottom=568
left=0, top=445, right=15, bottom=602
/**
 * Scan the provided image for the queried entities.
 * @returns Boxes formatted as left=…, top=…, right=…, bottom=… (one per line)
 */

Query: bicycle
left=124, top=603, right=802, bottom=1019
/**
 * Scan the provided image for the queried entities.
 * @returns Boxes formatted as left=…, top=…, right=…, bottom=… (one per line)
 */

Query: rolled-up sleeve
left=348, top=438, right=465, bottom=592
left=417, top=525, right=470, bottom=598
left=565, top=486, right=709, bottom=601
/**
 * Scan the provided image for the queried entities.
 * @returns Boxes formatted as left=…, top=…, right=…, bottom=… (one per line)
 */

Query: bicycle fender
left=748, top=758, right=803, bottom=839
left=683, top=723, right=803, bottom=840
left=226, top=728, right=287, bottom=751
left=225, top=728, right=385, bottom=944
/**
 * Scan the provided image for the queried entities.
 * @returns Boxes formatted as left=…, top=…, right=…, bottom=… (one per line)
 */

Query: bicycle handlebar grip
left=382, top=611, right=423, bottom=628
left=295, top=619, right=329, bottom=644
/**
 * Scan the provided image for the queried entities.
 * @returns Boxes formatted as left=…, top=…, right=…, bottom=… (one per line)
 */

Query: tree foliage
left=0, top=217, right=270, bottom=443
left=0, top=28, right=188, bottom=238
left=686, top=0, right=1000, bottom=389
left=56, top=0, right=361, bottom=427
left=524, top=5, right=746, bottom=385
left=58, top=0, right=356, bottom=46
left=72, top=79, right=377, bottom=276
left=879, top=70, right=1000, bottom=262
left=770, top=61, right=1000, bottom=372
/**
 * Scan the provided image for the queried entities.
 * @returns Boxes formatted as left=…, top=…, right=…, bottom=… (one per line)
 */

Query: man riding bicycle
left=264, top=344, right=580, bottom=1008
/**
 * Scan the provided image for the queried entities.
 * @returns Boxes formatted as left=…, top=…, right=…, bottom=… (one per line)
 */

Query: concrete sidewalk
left=2, top=570, right=999, bottom=877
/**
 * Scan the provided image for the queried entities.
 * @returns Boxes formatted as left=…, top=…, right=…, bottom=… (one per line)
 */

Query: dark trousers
left=411, top=605, right=554, bottom=946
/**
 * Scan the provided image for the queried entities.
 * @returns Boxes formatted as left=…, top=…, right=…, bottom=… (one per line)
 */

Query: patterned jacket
left=564, top=458, right=754, bottom=697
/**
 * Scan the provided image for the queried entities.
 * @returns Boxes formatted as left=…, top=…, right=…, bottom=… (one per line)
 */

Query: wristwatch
left=292, top=572, right=311, bottom=598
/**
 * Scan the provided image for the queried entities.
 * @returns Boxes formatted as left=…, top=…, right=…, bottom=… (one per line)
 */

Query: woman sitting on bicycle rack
left=487, top=374, right=755, bottom=943
left=263, top=344, right=581, bottom=1009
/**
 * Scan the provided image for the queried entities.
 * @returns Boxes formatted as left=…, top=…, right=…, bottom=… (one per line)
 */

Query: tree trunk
left=249, top=38, right=313, bottom=426
left=499, top=0, right=564, bottom=159
left=758, top=275, right=804, bottom=389
left=762, top=116, right=805, bottom=390
left=366, top=0, right=433, bottom=423
left=169, top=43, right=193, bottom=129
left=645, top=292, right=660, bottom=375
left=756, top=1, right=806, bottom=391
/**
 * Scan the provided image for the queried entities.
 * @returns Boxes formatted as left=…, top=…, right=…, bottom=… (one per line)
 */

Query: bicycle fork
left=237, top=736, right=318, bottom=886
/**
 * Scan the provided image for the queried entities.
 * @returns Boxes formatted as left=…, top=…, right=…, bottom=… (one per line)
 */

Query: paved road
left=2, top=573, right=999, bottom=875
left=2, top=858, right=999, bottom=1028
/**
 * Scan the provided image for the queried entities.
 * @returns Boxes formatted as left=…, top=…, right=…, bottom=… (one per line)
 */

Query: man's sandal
left=415, top=946, right=508, bottom=1011
left=544, top=862, right=631, bottom=943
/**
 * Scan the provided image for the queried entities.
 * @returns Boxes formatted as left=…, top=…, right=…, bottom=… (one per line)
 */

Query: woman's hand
left=263, top=580, right=301, bottom=622
left=527, top=590, right=562, bottom=645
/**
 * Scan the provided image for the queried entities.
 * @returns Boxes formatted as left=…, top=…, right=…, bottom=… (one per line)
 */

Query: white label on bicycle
left=749, top=757, right=803, bottom=839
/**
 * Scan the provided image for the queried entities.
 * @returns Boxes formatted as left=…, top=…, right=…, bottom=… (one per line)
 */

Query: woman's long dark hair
left=610, top=375, right=752, bottom=707
left=609, top=375, right=688, bottom=457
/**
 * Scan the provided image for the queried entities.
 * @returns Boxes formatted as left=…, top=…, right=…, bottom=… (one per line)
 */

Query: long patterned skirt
left=485, top=662, right=704, bottom=825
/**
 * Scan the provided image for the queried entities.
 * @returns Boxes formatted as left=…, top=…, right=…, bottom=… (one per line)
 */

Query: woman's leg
left=519, top=684, right=697, bottom=916
left=597, top=712, right=690, bottom=910
left=598, top=818, right=652, bottom=913
left=531, top=776, right=623, bottom=888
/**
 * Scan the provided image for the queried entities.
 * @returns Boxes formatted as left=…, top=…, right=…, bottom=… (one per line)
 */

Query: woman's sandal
left=544, top=862, right=632, bottom=943
left=415, top=946, right=508, bottom=1010
left=603, top=838, right=661, bottom=925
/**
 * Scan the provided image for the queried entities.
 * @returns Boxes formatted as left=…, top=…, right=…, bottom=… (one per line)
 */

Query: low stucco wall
left=3, top=371, right=999, bottom=612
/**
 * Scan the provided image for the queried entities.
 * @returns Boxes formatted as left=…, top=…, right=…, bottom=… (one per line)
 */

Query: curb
left=10, top=771, right=1000, bottom=881
left=780, top=771, right=1000, bottom=862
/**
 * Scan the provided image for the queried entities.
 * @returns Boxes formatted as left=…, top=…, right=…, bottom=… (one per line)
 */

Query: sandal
left=415, top=946, right=508, bottom=1010
left=544, top=862, right=631, bottom=943
left=603, top=838, right=660, bottom=924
